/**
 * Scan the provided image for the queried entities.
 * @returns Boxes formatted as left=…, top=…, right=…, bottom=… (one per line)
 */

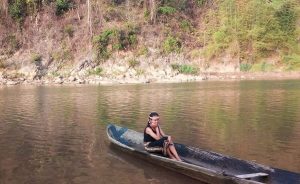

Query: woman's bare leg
left=169, top=145, right=182, bottom=161
left=166, top=148, right=176, bottom=160
left=167, top=136, right=182, bottom=161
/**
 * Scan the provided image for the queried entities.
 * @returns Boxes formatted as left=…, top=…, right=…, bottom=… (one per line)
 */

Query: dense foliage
left=2, top=0, right=300, bottom=71
left=8, top=0, right=71, bottom=20
left=203, top=0, right=299, bottom=66
left=93, top=24, right=139, bottom=61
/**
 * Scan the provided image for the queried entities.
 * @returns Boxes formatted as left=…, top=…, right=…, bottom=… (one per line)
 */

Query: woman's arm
left=145, top=127, right=161, bottom=140
left=158, top=125, right=166, bottom=136
left=158, top=126, right=172, bottom=143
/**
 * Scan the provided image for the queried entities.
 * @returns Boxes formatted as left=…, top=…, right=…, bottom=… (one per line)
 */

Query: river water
left=0, top=80, right=300, bottom=184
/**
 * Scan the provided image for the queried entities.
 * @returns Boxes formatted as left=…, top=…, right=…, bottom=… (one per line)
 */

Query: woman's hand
left=145, top=127, right=161, bottom=140
left=167, top=135, right=174, bottom=144
left=155, top=126, right=160, bottom=137
left=168, top=136, right=171, bottom=142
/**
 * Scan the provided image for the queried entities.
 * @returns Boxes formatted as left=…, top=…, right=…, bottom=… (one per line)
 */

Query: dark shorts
left=144, top=137, right=169, bottom=156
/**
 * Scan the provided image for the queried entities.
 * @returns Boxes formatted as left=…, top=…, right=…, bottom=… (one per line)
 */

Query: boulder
left=68, top=76, right=77, bottom=82
left=6, top=80, right=20, bottom=85
left=54, top=77, right=64, bottom=84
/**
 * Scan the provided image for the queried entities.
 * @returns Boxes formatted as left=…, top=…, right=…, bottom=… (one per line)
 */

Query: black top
left=144, top=124, right=157, bottom=143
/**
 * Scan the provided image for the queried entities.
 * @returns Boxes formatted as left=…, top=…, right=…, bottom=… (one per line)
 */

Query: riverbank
left=2, top=0, right=300, bottom=88
left=1, top=71, right=300, bottom=87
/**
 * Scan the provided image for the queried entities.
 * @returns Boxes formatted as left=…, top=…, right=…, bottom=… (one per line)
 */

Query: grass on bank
left=283, top=54, right=300, bottom=71
left=171, top=64, right=199, bottom=75
left=88, top=67, right=103, bottom=76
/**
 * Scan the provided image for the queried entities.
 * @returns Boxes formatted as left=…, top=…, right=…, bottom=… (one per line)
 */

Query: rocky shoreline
left=1, top=54, right=300, bottom=87
left=1, top=71, right=300, bottom=87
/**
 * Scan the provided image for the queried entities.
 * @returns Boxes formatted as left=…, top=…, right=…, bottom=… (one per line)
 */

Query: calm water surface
left=0, top=80, right=300, bottom=184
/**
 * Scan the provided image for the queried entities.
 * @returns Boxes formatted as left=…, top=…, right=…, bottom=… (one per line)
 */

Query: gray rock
left=68, top=76, right=77, bottom=82
left=76, top=59, right=94, bottom=72
left=77, top=79, right=85, bottom=84
left=7, top=80, right=20, bottom=85
left=54, top=78, right=64, bottom=84
left=146, top=78, right=157, bottom=83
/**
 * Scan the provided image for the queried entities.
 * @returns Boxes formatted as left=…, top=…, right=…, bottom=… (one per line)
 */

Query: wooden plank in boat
left=235, top=172, right=268, bottom=179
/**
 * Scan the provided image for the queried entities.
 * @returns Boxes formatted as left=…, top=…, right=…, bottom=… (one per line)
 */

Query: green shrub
left=31, top=53, right=42, bottom=64
left=110, top=0, right=125, bottom=5
left=8, top=0, right=27, bottom=23
left=125, top=23, right=140, bottom=46
left=55, top=0, right=71, bottom=16
left=196, top=0, right=206, bottom=7
left=180, top=20, right=193, bottom=32
left=93, top=26, right=139, bottom=61
left=189, top=49, right=202, bottom=59
left=213, top=30, right=226, bottom=44
left=51, top=48, right=73, bottom=62
left=203, top=0, right=299, bottom=62
left=64, top=24, right=74, bottom=37
left=203, top=27, right=231, bottom=59
left=88, top=67, right=103, bottom=76
left=50, top=71, right=60, bottom=77
left=250, top=62, right=274, bottom=72
left=240, top=63, right=252, bottom=72
left=171, top=64, right=199, bottom=75
left=128, top=34, right=137, bottom=45
left=25, top=0, right=47, bottom=16
left=283, top=54, right=300, bottom=71
left=260, top=62, right=274, bottom=72
left=0, top=59, right=6, bottom=69
left=144, top=10, right=150, bottom=18
left=112, top=43, right=123, bottom=50
left=7, top=72, right=25, bottom=79
left=103, top=7, right=124, bottom=22
left=158, top=6, right=176, bottom=15
left=137, top=46, right=148, bottom=56
left=135, top=69, right=145, bottom=76
left=62, top=49, right=73, bottom=61
left=128, top=58, right=140, bottom=68
left=171, top=63, right=180, bottom=70
left=162, top=0, right=188, bottom=11
left=275, top=3, right=297, bottom=36
left=162, top=36, right=181, bottom=53
left=3, top=35, right=20, bottom=55
left=178, top=64, right=199, bottom=75
left=93, top=29, right=116, bottom=60
left=42, top=0, right=52, bottom=5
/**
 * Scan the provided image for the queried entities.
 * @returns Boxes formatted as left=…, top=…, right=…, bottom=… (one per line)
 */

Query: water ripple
left=0, top=81, right=300, bottom=183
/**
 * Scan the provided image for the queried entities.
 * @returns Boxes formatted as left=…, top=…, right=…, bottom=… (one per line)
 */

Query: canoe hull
left=107, top=124, right=300, bottom=184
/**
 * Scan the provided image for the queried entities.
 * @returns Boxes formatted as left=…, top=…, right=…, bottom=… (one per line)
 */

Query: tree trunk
left=75, top=0, right=81, bottom=20
left=126, top=0, right=130, bottom=21
left=87, top=0, right=92, bottom=37
left=2, top=0, right=8, bottom=17
left=150, top=0, right=157, bottom=24
left=144, top=0, right=149, bottom=10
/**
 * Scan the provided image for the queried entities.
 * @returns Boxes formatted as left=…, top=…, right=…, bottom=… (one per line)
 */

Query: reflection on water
left=0, top=80, right=300, bottom=183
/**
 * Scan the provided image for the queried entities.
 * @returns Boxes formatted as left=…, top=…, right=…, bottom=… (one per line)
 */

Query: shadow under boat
left=107, top=144, right=203, bottom=184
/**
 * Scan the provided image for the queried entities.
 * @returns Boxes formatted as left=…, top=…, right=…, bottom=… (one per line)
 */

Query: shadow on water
left=107, top=144, right=203, bottom=184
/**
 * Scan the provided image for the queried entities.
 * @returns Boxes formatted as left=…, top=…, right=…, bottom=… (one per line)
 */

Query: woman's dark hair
left=148, top=112, right=159, bottom=124
left=149, top=112, right=159, bottom=118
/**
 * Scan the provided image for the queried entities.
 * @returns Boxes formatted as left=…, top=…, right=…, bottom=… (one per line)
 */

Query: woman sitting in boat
left=144, top=112, right=182, bottom=161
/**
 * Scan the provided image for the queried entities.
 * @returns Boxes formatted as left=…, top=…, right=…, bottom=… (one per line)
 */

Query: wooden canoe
left=107, top=124, right=300, bottom=184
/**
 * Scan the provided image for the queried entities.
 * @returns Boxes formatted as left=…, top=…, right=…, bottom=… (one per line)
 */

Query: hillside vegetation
left=0, top=0, right=300, bottom=82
